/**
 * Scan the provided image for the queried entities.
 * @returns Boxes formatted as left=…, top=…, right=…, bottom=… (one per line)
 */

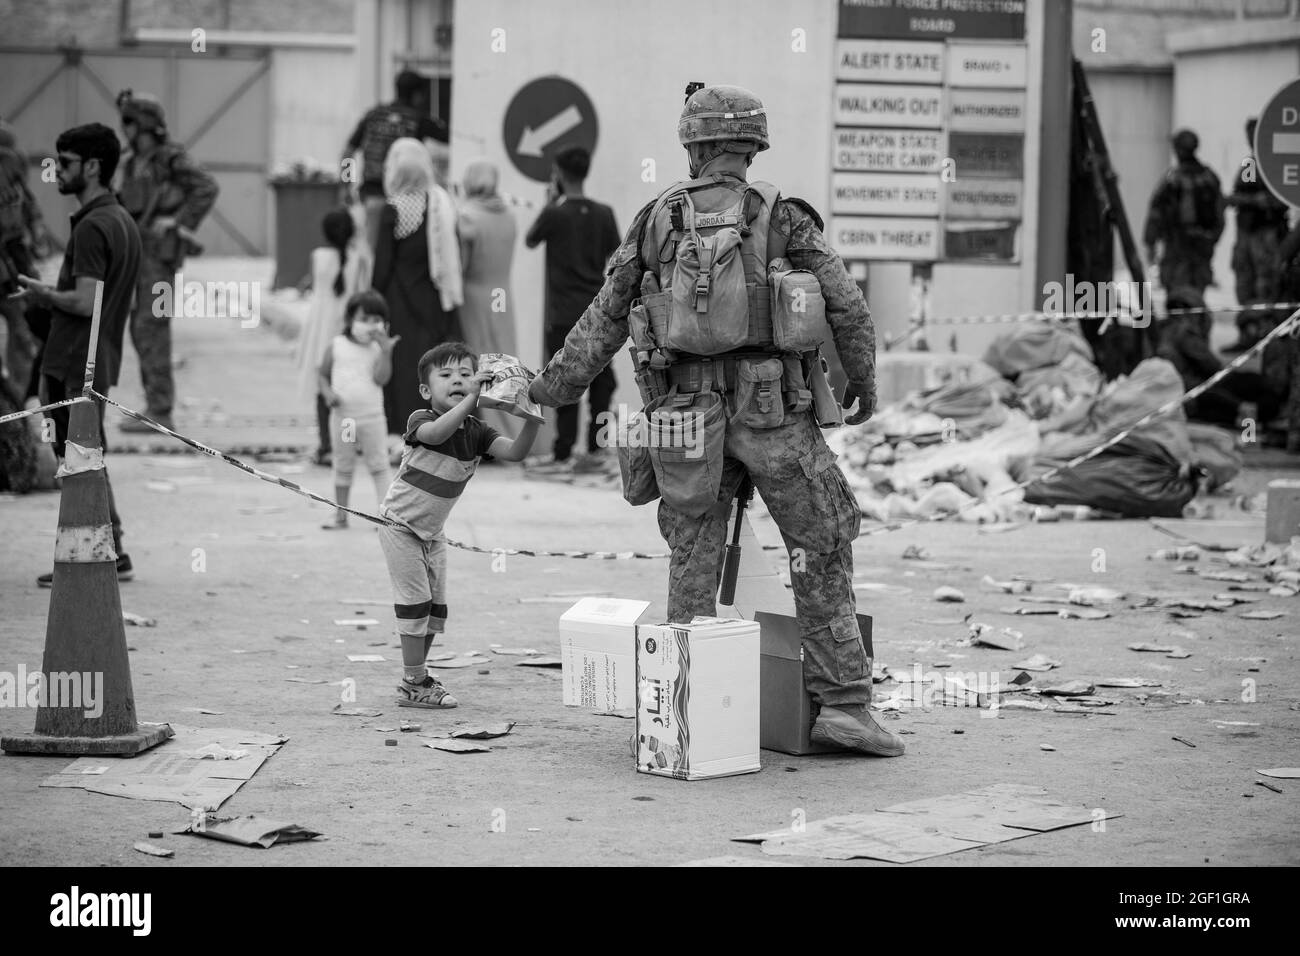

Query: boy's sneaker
left=397, top=674, right=458, bottom=709
left=38, top=553, right=134, bottom=588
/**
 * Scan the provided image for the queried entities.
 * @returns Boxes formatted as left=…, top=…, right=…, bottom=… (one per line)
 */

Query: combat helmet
left=678, top=85, right=769, bottom=153
left=116, top=90, right=167, bottom=137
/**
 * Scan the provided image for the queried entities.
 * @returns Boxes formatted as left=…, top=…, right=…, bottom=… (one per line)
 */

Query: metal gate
left=0, top=44, right=270, bottom=255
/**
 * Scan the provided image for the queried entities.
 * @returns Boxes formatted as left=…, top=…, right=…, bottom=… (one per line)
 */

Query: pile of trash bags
left=829, top=323, right=1242, bottom=522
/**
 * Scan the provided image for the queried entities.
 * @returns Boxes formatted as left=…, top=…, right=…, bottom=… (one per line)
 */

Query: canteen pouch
left=617, top=410, right=661, bottom=507
left=731, top=356, right=786, bottom=429
left=769, top=259, right=826, bottom=353
left=645, top=391, right=726, bottom=518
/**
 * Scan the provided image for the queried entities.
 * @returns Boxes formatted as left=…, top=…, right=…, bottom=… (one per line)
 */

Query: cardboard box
left=560, top=598, right=653, bottom=713
left=635, top=618, right=760, bottom=780
left=755, top=612, right=874, bottom=756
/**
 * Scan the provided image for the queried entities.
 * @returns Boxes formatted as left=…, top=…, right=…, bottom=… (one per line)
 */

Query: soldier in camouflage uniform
left=115, top=91, right=219, bottom=430
left=1143, top=129, right=1224, bottom=321
left=528, top=85, right=904, bottom=757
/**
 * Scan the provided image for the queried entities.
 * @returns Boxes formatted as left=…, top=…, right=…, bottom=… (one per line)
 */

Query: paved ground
left=1, top=260, right=1297, bottom=866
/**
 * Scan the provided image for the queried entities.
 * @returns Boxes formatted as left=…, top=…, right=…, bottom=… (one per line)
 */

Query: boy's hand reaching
left=466, top=370, right=495, bottom=404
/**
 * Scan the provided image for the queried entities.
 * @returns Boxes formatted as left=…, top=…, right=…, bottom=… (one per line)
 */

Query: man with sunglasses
left=15, top=123, right=142, bottom=586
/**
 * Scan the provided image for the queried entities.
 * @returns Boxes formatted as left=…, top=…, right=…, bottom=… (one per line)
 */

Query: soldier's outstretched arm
left=775, top=200, right=877, bottom=404
left=172, top=151, right=220, bottom=232
left=530, top=202, right=654, bottom=408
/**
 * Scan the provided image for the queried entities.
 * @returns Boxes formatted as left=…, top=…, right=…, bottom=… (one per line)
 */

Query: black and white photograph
left=0, top=0, right=1296, bottom=909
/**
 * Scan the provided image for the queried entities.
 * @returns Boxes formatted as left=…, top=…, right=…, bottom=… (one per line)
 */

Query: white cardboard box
left=560, top=598, right=653, bottom=712
left=635, top=617, right=761, bottom=780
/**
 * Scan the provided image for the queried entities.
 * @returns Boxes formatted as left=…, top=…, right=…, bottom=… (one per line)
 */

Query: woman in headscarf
left=456, top=160, right=518, bottom=440
left=372, top=137, right=463, bottom=437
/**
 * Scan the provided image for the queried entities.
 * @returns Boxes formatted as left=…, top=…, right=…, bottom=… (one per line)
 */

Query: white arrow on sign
left=516, top=104, right=583, bottom=157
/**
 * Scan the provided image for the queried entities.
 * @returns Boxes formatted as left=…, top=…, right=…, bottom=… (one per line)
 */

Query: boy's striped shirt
left=381, top=409, right=499, bottom=540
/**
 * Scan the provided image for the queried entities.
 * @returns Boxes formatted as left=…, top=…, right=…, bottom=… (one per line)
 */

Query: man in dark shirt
left=16, top=123, right=142, bottom=586
left=1227, top=117, right=1292, bottom=351
left=343, top=70, right=449, bottom=251
left=525, top=146, right=620, bottom=472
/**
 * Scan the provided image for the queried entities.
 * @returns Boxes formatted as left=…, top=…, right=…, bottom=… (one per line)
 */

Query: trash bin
left=271, top=180, right=339, bottom=290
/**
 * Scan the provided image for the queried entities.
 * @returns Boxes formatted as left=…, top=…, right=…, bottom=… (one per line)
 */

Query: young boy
left=379, top=342, right=540, bottom=708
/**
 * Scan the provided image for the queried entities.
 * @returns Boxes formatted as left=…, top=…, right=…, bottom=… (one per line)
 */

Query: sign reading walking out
left=1255, top=78, right=1300, bottom=207
left=503, top=76, right=599, bottom=183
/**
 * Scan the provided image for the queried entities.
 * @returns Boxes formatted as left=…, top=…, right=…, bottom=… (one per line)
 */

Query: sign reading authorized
left=832, top=128, right=946, bottom=172
left=832, top=171, right=942, bottom=216
left=831, top=216, right=941, bottom=261
left=947, top=89, right=1026, bottom=132
left=945, top=179, right=1023, bottom=219
left=835, top=83, right=943, bottom=129
left=836, top=39, right=945, bottom=83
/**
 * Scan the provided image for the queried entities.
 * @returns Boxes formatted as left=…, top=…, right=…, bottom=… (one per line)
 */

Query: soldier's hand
left=843, top=382, right=876, bottom=426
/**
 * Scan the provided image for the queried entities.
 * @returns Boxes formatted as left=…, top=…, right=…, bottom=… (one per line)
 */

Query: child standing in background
left=319, top=291, right=398, bottom=529
left=296, top=206, right=371, bottom=466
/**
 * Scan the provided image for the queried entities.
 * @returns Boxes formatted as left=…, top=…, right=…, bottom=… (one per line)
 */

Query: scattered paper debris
left=1041, top=681, right=1095, bottom=698
left=915, top=616, right=970, bottom=626
left=489, top=645, right=539, bottom=656
left=449, top=722, right=515, bottom=740
left=1239, top=610, right=1287, bottom=620
left=1012, top=654, right=1060, bottom=672
left=331, top=705, right=382, bottom=717
left=1065, top=586, right=1124, bottom=605
left=284, top=677, right=328, bottom=684
left=1039, top=744, right=1056, bottom=751
left=1172, top=736, right=1196, bottom=748
left=1129, top=643, right=1176, bottom=653
left=1096, top=678, right=1163, bottom=688
left=427, top=658, right=477, bottom=669
left=996, top=699, right=1050, bottom=711
left=425, top=739, right=491, bottom=753
left=346, top=654, right=385, bottom=663
left=901, top=545, right=931, bottom=560
left=1257, top=768, right=1300, bottom=779
left=133, top=842, right=173, bottom=858
left=516, top=656, right=563, bottom=667
left=182, top=707, right=225, bottom=715
left=1197, top=569, right=1252, bottom=583
left=966, top=624, right=1025, bottom=651
left=982, top=575, right=1030, bottom=594
left=182, top=813, right=320, bottom=847
left=1057, top=607, right=1110, bottom=620
left=123, top=612, right=157, bottom=627
left=183, top=743, right=248, bottom=760
left=335, top=619, right=379, bottom=627
left=934, top=586, right=965, bottom=603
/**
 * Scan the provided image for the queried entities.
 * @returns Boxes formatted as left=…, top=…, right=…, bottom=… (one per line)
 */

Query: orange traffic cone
left=1, top=396, right=171, bottom=755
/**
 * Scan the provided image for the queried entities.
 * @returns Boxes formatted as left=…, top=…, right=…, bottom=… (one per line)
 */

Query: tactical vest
left=629, top=173, right=826, bottom=368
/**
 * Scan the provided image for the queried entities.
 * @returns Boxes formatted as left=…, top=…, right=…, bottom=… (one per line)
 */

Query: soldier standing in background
left=115, top=91, right=218, bottom=432
left=1143, top=129, right=1224, bottom=325
left=1227, top=117, right=1292, bottom=353
left=529, top=85, right=903, bottom=758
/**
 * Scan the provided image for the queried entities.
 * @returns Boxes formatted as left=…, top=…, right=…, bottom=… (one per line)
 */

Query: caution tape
left=87, top=390, right=672, bottom=560
left=0, top=396, right=90, bottom=427
left=924, top=300, right=1300, bottom=328
left=856, top=308, right=1300, bottom=540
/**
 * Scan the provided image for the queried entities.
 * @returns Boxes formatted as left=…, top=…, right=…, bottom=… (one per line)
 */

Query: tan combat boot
left=810, top=705, right=905, bottom=757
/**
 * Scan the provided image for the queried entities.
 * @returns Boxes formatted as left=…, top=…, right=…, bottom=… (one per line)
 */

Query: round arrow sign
left=503, top=76, right=598, bottom=183
left=1255, top=78, right=1300, bottom=208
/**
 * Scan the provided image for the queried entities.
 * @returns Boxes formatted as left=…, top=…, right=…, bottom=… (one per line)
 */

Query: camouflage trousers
left=131, top=257, right=176, bottom=417
left=657, top=410, right=871, bottom=708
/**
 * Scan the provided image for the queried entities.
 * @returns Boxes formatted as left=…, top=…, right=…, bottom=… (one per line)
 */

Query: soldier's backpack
left=632, top=173, right=826, bottom=361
